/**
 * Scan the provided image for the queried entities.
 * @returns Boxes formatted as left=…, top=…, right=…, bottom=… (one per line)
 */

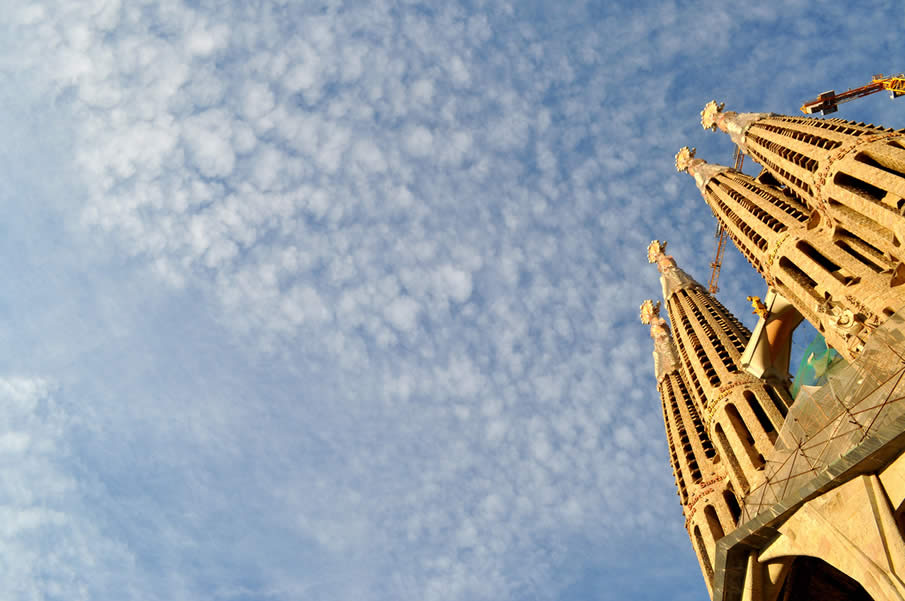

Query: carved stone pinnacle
left=640, top=299, right=661, bottom=325
left=647, top=240, right=666, bottom=263
left=701, top=100, right=726, bottom=131
left=675, top=146, right=696, bottom=172
left=647, top=240, right=667, bottom=264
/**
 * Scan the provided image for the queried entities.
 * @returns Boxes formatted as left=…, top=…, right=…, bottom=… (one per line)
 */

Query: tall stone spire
left=701, top=100, right=905, bottom=266
left=641, top=298, right=736, bottom=594
left=677, top=146, right=905, bottom=361
left=647, top=241, right=793, bottom=499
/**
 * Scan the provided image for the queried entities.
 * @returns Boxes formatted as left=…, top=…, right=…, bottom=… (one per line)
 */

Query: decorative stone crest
left=647, top=240, right=700, bottom=299
left=640, top=299, right=661, bottom=325
left=764, top=231, right=792, bottom=270
left=675, top=146, right=697, bottom=172
left=641, top=299, right=679, bottom=382
left=675, top=146, right=730, bottom=192
left=701, top=100, right=726, bottom=131
left=700, top=100, right=774, bottom=152
left=647, top=239, right=668, bottom=264
left=648, top=239, right=679, bottom=274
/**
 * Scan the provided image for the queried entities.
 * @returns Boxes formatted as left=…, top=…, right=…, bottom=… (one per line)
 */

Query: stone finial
left=700, top=102, right=775, bottom=151
left=641, top=299, right=671, bottom=347
left=648, top=240, right=668, bottom=264
left=701, top=100, right=726, bottom=131
left=648, top=239, right=680, bottom=275
left=648, top=239, right=700, bottom=298
left=676, top=148, right=731, bottom=192
left=641, top=299, right=679, bottom=380
left=640, top=299, right=661, bottom=325
left=675, top=146, right=696, bottom=172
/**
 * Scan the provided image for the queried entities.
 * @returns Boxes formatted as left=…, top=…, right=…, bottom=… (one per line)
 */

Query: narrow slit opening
left=724, top=489, right=742, bottom=526
left=744, top=390, right=777, bottom=444
left=834, top=171, right=887, bottom=203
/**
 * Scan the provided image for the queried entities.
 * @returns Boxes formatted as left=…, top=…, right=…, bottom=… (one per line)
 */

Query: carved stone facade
left=645, top=106, right=905, bottom=600
left=676, top=146, right=904, bottom=362
left=644, top=242, right=793, bottom=594
left=702, top=101, right=905, bottom=269
left=642, top=297, right=736, bottom=590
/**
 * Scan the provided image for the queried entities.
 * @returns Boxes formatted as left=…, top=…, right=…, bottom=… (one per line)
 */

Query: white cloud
left=241, top=81, right=276, bottom=123
left=352, top=138, right=388, bottom=173
left=436, top=265, right=472, bottom=303
left=411, top=78, right=435, bottom=105
left=285, top=56, right=320, bottom=94
left=385, top=296, right=420, bottom=333
left=185, top=23, right=228, bottom=58
left=0, top=376, right=140, bottom=598
left=184, top=109, right=236, bottom=178
left=0, top=431, right=31, bottom=454
left=405, top=125, right=434, bottom=157
left=448, top=55, right=471, bottom=87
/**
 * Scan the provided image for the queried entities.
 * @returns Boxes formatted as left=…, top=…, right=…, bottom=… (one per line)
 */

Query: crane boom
left=708, top=147, right=745, bottom=294
left=708, top=228, right=727, bottom=294
left=801, top=73, right=905, bottom=115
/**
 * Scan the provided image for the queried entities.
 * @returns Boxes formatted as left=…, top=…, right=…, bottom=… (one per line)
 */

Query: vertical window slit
left=724, top=489, right=742, bottom=526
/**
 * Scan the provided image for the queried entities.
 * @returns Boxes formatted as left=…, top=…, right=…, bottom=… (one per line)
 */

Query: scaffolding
left=741, top=310, right=905, bottom=521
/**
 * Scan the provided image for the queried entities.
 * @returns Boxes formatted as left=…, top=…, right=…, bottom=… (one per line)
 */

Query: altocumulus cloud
left=0, top=377, right=139, bottom=598
left=1, top=0, right=903, bottom=600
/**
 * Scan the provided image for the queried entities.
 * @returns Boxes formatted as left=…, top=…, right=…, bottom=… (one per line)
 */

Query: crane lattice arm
left=708, top=147, right=745, bottom=294
left=708, top=227, right=727, bottom=294
left=801, top=73, right=905, bottom=115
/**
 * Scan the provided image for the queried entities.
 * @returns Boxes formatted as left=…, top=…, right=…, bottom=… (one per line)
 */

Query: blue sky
left=0, top=1, right=902, bottom=599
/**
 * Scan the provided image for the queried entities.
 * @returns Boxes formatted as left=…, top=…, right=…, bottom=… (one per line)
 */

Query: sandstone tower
left=645, top=104, right=905, bottom=601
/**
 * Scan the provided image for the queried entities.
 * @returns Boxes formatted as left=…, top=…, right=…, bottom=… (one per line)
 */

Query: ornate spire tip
left=701, top=100, right=726, bottom=131
left=640, top=299, right=661, bottom=325
left=675, top=146, right=696, bottom=172
left=647, top=240, right=667, bottom=264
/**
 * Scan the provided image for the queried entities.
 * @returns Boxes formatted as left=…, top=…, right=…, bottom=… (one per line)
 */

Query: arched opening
left=703, top=504, right=725, bottom=541
left=693, top=525, right=713, bottom=581
left=715, top=423, right=749, bottom=492
left=744, top=390, right=778, bottom=444
left=725, top=403, right=765, bottom=469
left=723, top=488, right=741, bottom=526
left=777, top=556, right=874, bottom=601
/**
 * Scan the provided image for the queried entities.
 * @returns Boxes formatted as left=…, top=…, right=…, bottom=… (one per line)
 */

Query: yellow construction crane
left=708, top=146, right=744, bottom=294
left=801, top=73, right=905, bottom=115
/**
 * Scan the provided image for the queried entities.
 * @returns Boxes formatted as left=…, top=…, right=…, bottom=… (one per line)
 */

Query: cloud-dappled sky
left=0, top=1, right=903, bottom=599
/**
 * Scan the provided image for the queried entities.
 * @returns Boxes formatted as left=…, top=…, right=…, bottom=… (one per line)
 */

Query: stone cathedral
left=642, top=101, right=905, bottom=601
